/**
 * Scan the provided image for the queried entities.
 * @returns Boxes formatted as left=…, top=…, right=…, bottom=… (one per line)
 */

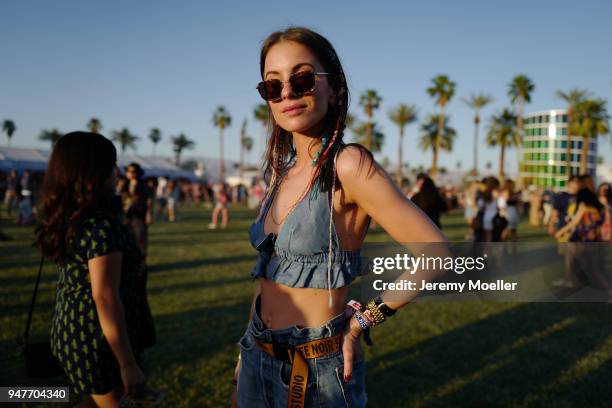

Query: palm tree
left=427, top=75, right=456, bottom=179
left=149, top=128, right=162, bottom=155
left=111, top=128, right=139, bottom=153
left=486, top=109, right=518, bottom=183
left=87, top=118, right=102, bottom=134
left=38, top=129, right=63, bottom=148
left=353, top=121, right=384, bottom=152
left=557, top=89, right=589, bottom=177
left=388, top=104, right=418, bottom=185
left=213, top=106, right=231, bottom=182
left=462, top=93, right=493, bottom=175
left=243, top=136, right=254, bottom=167
left=572, top=98, right=609, bottom=174
left=239, top=119, right=250, bottom=179
left=419, top=114, right=456, bottom=174
left=253, top=103, right=268, bottom=157
left=2, top=120, right=16, bottom=146
left=359, top=90, right=382, bottom=150
left=508, top=75, right=535, bottom=185
left=171, top=133, right=195, bottom=166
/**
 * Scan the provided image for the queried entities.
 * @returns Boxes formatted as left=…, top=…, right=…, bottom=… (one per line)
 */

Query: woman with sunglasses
left=232, top=27, right=447, bottom=408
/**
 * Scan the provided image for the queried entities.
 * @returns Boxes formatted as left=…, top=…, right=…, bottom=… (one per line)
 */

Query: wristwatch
left=373, top=296, right=397, bottom=317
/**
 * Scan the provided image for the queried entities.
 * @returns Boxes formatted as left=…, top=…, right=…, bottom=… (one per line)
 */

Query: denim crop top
left=248, top=152, right=363, bottom=300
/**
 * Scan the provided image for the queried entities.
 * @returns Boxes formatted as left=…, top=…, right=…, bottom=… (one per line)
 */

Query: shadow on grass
left=147, top=275, right=248, bottom=295
left=148, top=255, right=256, bottom=273
left=366, top=302, right=612, bottom=407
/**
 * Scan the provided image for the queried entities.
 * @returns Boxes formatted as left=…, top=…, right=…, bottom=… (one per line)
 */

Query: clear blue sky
left=1, top=0, right=611, bottom=172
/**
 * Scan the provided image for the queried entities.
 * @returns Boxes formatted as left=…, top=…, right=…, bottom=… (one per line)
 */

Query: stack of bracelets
left=346, top=296, right=397, bottom=346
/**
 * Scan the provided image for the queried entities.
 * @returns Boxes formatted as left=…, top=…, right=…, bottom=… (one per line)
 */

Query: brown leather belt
left=255, top=335, right=342, bottom=408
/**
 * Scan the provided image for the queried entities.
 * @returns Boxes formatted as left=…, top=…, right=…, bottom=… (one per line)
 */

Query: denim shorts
left=236, top=297, right=367, bottom=408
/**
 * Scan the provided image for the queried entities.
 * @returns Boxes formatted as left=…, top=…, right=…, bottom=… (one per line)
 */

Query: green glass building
left=520, top=109, right=597, bottom=191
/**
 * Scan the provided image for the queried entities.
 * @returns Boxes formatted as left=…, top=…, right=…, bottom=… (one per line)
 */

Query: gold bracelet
left=366, top=300, right=386, bottom=325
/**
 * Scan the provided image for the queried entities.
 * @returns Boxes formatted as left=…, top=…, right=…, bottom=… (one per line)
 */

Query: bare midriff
left=260, top=279, right=349, bottom=329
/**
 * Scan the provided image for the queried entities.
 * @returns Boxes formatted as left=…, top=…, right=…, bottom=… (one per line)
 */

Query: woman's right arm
left=90, top=253, right=144, bottom=396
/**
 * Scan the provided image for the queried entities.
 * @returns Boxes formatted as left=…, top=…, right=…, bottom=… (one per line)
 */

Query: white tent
left=0, top=147, right=50, bottom=172
left=0, top=146, right=197, bottom=181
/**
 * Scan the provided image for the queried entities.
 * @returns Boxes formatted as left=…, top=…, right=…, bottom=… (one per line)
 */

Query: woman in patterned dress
left=35, top=131, right=154, bottom=407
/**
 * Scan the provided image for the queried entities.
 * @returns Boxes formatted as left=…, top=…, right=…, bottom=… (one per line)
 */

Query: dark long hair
left=258, top=27, right=372, bottom=203
left=34, top=131, right=117, bottom=263
left=411, top=173, right=444, bottom=210
left=576, top=187, right=603, bottom=211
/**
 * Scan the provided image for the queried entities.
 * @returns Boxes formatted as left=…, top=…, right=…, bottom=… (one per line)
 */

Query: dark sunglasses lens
left=290, top=71, right=315, bottom=95
left=257, top=80, right=282, bottom=101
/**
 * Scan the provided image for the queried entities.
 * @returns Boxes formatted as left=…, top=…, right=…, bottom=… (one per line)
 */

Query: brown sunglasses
left=256, top=71, right=330, bottom=102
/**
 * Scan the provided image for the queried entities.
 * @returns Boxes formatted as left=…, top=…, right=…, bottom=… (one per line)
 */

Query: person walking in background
left=555, top=184, right=611, bottom=297
left=122, top=163, right=152, bottom=261
left=548, top=176, right=579, bottom=238
left=34, top=132, right=156, bottom=407
left=476, top=176, right=501, bottom=242
left=165, top=179, right=180, bottom=222
left=4, top=169, right=19, bottom=216
left=155, top=176, right=168, bottom=220
left=409, top=173, right=447, bottom=229
left=550, top=176, right=580, bottom=289
left=463, top=181, right=480, bottom=240
left=248, top=176, right=265, bottom=209
left=15, top=189, right=34, bottom=226
left=498, top=179, right=520, bottom=245
left=597, top=182, right=612, bottom=242
left=529, top=187, right=543, bottom=226
left=209, top=182, right=229, bottom=229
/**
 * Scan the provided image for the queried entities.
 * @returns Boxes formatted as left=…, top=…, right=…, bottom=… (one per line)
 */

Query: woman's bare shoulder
left=335, top=144, right=376, bottom=182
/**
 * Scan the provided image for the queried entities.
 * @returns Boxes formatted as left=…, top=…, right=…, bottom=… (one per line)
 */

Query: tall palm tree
left=427, top=75, right=456, bottom=179
left=213, top=106, right=231, bottom=182
left=171, top=133, right=195, bottom=166
left=87, top=118, right=102, bottom=134
left=239, top=119, right=249, bottom=179
left=38, top=129, right=63, bottom=149
left=572, top=98, right=609, bottom=174
left=557, top=89, right=589, bottom=177
left=353, top=121, right=384, bottom=153
left=2, top=120, right=16, bottom=146
left=149, top=128, right=162, bottom=155
left=388, top=104, right=418, bottom=185
left=243, top=136, right=254, bottom=168
left=462, top=93, right=493, bottom=175
left=359, top=90, right=382, bottom=150
left=253, top=103, right=269, bottom=157
left=486, top=109, right=518, bottom=183
left=111, top=128, right=139, bottom=153
left=419, top=114, right=456, bottom=174
left=508, top=75, right=535, bottom=185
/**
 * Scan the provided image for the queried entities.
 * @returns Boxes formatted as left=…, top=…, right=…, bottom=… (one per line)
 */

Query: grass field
left=1, top=205, right=611, bottom=407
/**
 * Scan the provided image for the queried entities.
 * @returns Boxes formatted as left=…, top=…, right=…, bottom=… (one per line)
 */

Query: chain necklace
left=269, top=168, right=314, bottom=227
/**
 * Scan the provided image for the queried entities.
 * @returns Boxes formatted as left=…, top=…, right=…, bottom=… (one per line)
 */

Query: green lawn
left=1, top=206, right=611, bottom=407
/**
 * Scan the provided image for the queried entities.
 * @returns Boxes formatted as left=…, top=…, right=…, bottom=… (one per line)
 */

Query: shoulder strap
left=23, top=255, right=45, bottom=343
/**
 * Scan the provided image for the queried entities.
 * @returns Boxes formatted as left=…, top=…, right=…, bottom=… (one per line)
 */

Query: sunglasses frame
left=256, top=71, right=331, bottom=102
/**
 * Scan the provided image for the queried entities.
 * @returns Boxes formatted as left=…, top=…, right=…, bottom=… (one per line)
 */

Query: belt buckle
left=272, top=343, right=294, bottom=364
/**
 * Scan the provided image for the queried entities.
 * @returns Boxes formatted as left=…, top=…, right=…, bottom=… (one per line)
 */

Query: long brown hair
left=258, top=27, right=372, bottom=203
left=35, top=131, right=117, bottom=263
